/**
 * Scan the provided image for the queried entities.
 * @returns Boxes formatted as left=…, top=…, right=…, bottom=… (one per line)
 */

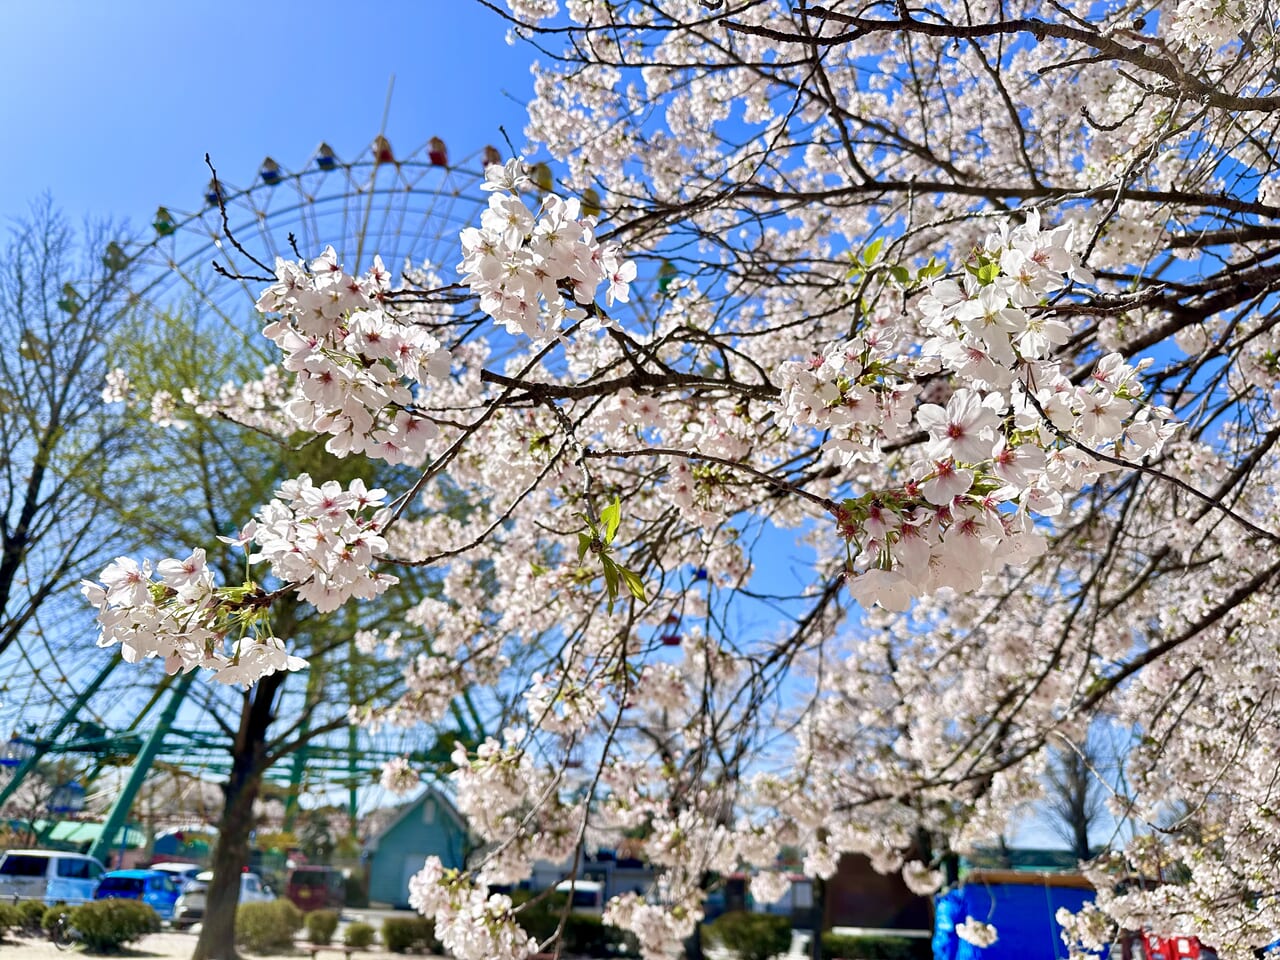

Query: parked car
left=1134, top=932, right=1219, bottom=960
left=0, top=849, right=105, bottom=904
left=149, top=861, right=202, bottom=887
left=285, top=865, right=345, bottom=912
left=95, top=869, right=181, bottom=921
left=554, top=879, right=605, bottom=915
left=172, top=869, right=274, bottom=929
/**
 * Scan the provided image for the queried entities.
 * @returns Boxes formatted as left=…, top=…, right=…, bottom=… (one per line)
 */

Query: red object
left=1141, top=933, right=1219, bottom=960
left=373, top=135, right=395, bottom=165
left=483, top=145, right=502, bottom=167
left=428, top=136, right=448, bottom=166
left=285, top=866, right=345, bottom=913
left=661, top=634, right=682, bottom=646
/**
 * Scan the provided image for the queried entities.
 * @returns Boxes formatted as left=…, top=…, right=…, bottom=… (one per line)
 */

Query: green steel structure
left=0, top=655, right=478, bottom=856
left=0, top=136, right=498, bottom=851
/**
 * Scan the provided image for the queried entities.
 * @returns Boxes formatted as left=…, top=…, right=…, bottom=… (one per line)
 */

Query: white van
left=0, top=849, right=106, bottom=904
left=554, top=878, right=605, bottom=915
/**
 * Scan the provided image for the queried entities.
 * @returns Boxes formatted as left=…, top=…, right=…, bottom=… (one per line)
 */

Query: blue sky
left=0, top=2, right=532, bottom=228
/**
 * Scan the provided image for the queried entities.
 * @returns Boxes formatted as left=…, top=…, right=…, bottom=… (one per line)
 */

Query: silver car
left=172, top=870, right=275, bottom=929
left=149, top=861, right=202, bottom=887
left=0, top=849, right=106, bottom=904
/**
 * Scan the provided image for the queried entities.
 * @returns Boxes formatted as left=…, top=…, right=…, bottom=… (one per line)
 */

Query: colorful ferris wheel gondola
left=314, top=142, right=338, bottom=171
left=259, top=157, right=282, bottom=186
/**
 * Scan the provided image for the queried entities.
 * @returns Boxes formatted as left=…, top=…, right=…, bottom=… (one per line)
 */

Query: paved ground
left=0, top=933, right=433, bottom=959
left=0, top=909, right=437, bottom=959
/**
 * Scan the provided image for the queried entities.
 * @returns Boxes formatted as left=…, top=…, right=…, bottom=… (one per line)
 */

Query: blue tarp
left=934, top=882, right=1098, bottom=960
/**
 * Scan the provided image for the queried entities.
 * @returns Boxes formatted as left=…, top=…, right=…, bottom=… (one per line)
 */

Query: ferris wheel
left=0, top=135, right=500, bottom=841
left=122, top=135, right=497, bottom=342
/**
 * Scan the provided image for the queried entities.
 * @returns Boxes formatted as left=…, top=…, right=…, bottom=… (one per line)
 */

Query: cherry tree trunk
left=192, top=674, right=283, bottom=960
left=192, top=762, right=261, bottom=960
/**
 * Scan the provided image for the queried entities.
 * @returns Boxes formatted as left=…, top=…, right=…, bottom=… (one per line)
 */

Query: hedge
left=236, top=899, right=304, bottom=952
left=17, top=898, right=47, bottom=933
left=704, top=911, right=793, bottom=960
left=819, top=932, right=919, bottom=960
left=345, top=921, right=376, bottom=948
left=382, top=916, right=442, bottom=953
left=307, top=908, right=340, bottom=945
left=59, top=899, right=161, bottom=951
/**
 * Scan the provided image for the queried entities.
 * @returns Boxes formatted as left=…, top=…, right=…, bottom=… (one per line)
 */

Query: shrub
left=0, top=899, right=44, bottom=935
left=381, top=917, right=413, bottom=953
left=41, top=903, right=70, bottom=936
left=512, top=890, right=569, bottom=947
left=345, top=921, right=375, bottom=948
left=307, top=908, right=340, bottom=945
left=564, top=914, right=616, bottom=956
left=705, top=910, right=792, bottom=960
left=819, top=932, right=918, bottom=960
left=381, top=916, right=441, bottom=953
left=18, top=898, right=48, bottom=933
left=236, top=899, right=304, bottom=953
left=65, top=899, right=161, bottom=951
left=345, top=871, right=370, bottom=908
left=0, top=902, right=20, bottom=938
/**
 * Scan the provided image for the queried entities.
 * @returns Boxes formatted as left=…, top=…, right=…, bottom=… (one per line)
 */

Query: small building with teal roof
left=364, top=789, right=469, bottom=908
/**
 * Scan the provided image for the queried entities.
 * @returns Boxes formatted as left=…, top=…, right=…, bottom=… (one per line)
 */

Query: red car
left=285, top=866, right=345, bottom=912
left=1135, top=932, right=1219, bottom=960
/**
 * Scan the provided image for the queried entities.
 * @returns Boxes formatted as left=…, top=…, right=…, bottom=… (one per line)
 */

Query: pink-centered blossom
left=916, top=388, right=1001, bottom=462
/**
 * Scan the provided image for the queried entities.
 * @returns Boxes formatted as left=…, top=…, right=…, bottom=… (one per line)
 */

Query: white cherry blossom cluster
left=955, top=918, right=999, bottom=948
left=82, top=475, right=395, bottom=683
left=379, top=756, right=421, bottom=796
left=775, top=215, right=1177, bottom=611
left=446, top=730, right=579, bottom=887
left=1167, top=0, right=1259, bottom=51
left=450, top=732, right=542, bottom=837
left=458, top=169, right=636, bottom=340
left=901, top=860, right=945, bottom=896
left=82, top=548, right=305, bottom=687
left=101, top=367, right=131, bottom=403
left=746, top=871, right=791, bottom=905
left=408, top=857, right=537, bottom=960
left=187, top=363, right=295, bottom=439
left=244, top=474, right=398, bottom=614
left=256, top=248, right=452, bottom=462
left=603, top=892, right=702, bottom=960
left=1055, top=901, right=1115, bottom=956
left=523, top=668, right=606, bottom=734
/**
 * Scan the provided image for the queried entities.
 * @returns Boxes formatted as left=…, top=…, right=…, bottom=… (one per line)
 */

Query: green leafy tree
left=95, top=311, right=474, bottom=960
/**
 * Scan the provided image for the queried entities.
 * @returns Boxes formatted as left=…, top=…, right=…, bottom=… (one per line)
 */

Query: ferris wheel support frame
left=87, top=671, right=197, bottom=865
left=0, top=655, right=120, bottom=810
left=5, top=141, right=504, bottom=839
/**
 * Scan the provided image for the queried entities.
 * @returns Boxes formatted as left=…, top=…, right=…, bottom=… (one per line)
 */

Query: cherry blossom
left=84, top=0, right=1280, bottom=955
left=955, top=918, right=999, bottom=948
